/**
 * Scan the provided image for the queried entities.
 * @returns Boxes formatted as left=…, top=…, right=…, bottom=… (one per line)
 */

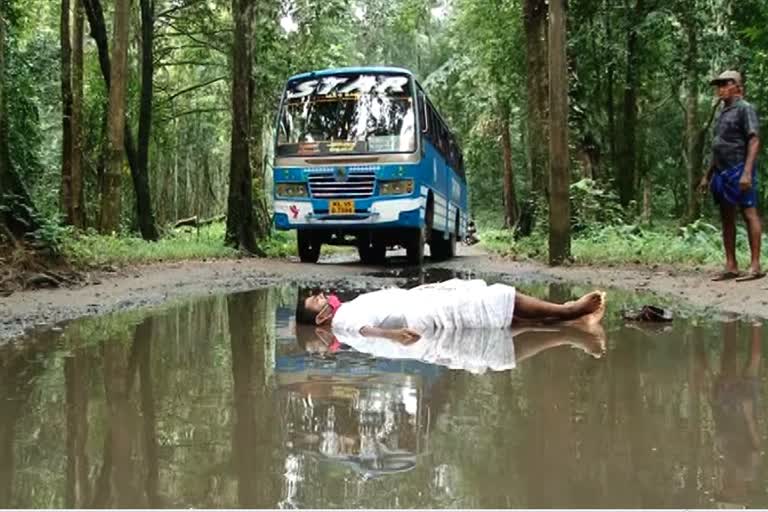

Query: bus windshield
left=277, top=73, right=416, bottom=157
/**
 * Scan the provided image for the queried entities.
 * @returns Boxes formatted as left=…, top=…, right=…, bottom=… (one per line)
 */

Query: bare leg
left=744, top=322, right=762, bottom=378
left=720, top=203, right=739, bottom=273
left=514, top=290, right=603, bottom=321
left=513, top=324, right=607, bottom=362
left=719, top=320, right=740, bottom=377
left=741, top=207, right=763, bottom=274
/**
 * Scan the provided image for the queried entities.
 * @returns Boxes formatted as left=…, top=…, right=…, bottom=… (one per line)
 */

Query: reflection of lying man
left=299, top=322, right=607, bottom=374
left=296, top=279, right=607, bottom=370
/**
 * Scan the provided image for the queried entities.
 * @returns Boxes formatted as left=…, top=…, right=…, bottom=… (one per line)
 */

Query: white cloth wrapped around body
left=332, top=278, right=516, bottom=333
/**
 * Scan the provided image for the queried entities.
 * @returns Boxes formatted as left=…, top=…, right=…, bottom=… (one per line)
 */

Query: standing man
left=700, top=70, right=764, bottom=281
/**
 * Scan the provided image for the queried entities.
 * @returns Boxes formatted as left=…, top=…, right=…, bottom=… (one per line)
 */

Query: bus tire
left=358, top=240, right=386, bottom=265
left=297, top=229, right=321, bottom=263
left=429, top=230, right=454, bottom=261
left=405, top=228, right=425, bottom=266
left=449, top=214, right=459, bottom=257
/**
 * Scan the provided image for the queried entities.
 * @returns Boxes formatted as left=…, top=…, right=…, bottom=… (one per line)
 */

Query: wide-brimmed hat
left=710, top=70, right=743, bottom=86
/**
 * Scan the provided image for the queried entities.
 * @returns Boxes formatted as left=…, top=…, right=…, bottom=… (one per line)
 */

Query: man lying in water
left=295, top=278, right=606, bottom=344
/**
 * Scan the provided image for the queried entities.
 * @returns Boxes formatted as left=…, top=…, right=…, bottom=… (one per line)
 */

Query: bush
left=569, top=178, right=626, bottom=233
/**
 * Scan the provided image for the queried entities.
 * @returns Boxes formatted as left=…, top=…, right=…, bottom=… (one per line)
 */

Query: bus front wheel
left=405, top=228, right=425, bottom=266
left=297, top=230, right=321, bottom=263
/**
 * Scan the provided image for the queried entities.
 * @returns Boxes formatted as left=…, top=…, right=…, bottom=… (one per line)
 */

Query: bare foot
left=565, top=291, right=604, bottom=318
left=566, top=291, right=606, bottom=327
left=568, top=323, right=607, bottom=358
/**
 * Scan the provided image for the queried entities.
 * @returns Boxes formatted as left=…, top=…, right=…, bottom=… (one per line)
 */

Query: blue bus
left=272, top=66, right=468, bottom=265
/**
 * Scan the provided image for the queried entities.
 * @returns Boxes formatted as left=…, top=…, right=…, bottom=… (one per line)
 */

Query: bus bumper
left=273, top=197, right=425, bottom=230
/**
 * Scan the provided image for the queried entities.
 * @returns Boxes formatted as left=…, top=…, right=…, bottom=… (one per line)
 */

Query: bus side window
left=439, top=122, right=447, bottom=155
left=418, top=92, right=428, bottom=134
left=429, top=107, right=438, bottom=144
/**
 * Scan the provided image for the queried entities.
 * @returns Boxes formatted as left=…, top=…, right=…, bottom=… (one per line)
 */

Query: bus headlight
left=276, top=183, right=308, bottom=197
left=380, top=179, right=413, bottom=196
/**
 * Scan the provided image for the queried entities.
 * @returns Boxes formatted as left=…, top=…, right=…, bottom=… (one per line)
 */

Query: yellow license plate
left=329, top=199, right=354, bottom=215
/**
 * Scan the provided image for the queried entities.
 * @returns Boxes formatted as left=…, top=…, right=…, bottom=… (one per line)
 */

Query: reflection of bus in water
left=272, top=67, right=468, bottom=265
left=275, top=352, right=443, bottom=482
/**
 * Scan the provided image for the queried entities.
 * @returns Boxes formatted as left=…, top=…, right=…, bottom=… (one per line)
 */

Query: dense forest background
left=1, top=0, right=767, bottom=262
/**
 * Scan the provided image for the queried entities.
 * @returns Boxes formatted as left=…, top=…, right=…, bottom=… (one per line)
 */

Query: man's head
left=295, top=290, right=334, bottom=325
left=711, top=70, right=743, bottom=100
left=295, top=324, right=332, bottom=355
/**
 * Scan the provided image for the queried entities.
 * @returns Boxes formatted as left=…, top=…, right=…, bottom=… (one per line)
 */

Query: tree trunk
left=500, top=101, right=519, bottom=227
left=524, top=0, right=549, bottom=196
left=616, top=0, right=643, bottom=208
left=605, top=0, right=616, bottom=174
left=641, top=173, right=651, bottom=223
left=683, top=21, right=702, bottom=223
left=83, top=0, right=158, bottom=240
left=99, top=0, right=130, bottom=233
left=249, top=111, right=271, bottom=241
left=548, top=0, right=571, bottom=265
left=225, top=0, right=257, bottom=253
left=71, top=0, right=85, bottom=228
left=136, top=0, right=159, bottom=240
left=60, top=0, right=75, bottom=224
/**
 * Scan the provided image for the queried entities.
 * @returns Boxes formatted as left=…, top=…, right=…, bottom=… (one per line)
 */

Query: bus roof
left=287, top=66, right=414, bottom=82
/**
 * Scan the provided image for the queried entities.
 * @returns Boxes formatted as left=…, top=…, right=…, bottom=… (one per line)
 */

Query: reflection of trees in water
left=0, top=331, right=58, bottom=508
left=276, top=362, right=447, bottom=508
left=3, top=295, right=256, bottom=508
left=228, top=288, right=281, bottom=508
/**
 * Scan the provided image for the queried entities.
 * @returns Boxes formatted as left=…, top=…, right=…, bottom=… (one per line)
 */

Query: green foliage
left=59, top=221, right=355, bottom=267
left=0, top=193, right=70, bottom=254
left=569, top=178, right=626, bottom=233
left=481, top=220, right=765, bottom=268
left=62, top=222, right=238, bottom=267
left=257, top=229, right=297, bottom=258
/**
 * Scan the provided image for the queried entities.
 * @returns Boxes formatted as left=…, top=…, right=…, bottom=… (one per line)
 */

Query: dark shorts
left=711, top=162, right=759, bottom=208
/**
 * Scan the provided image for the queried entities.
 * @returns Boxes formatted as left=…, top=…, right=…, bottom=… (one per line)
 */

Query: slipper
left=711, top=271, right=742, bottom=281
left=735, top=271, right=766, bottom=282
left=622, top=305, right=673, bottom=322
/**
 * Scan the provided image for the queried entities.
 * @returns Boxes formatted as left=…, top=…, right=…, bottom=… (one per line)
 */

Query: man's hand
left=739, top=169, right=753, bottom=192
left=359, top=325, right=421, bottom=344
left=393, top=328, right=421, bottom=344
left=697, top=175, right=710, bottom=194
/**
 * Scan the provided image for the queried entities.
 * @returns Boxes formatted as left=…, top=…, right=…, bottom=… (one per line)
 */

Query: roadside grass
left=63, top=222, right=238, bottom=267
left=61, top=222, right=353, bottom=268
left=480, top=222, right=764, bottom=268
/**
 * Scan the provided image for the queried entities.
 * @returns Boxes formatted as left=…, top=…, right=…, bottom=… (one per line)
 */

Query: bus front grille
left=308, top=171, right=376, bottom=198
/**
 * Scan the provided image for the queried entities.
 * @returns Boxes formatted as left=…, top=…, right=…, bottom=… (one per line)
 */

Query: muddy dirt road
left=2, top=244, right=767, bottom=341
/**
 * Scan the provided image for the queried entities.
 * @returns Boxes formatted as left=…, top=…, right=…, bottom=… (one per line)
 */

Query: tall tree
left=616, top=0, right=645, bottom=208
left=548, top=0, right=570, bottom=264
left=71, top=0, right=85, bottom=227
left=500, top=100, right=519, bottom=227
left=99, top=0, right=130, bottom=233
left=136, top=0, right=158, bottom=240
left=60, top=0, right=74, bottom=224
left=524, top=0, right=548, bottom=195
left=225, top=0, right=257, bottom=252
left=83, top=0, right=158, bottom=239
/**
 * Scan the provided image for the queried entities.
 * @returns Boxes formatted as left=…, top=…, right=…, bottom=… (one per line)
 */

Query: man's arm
left=699, top=155, right=716, bottom=193
left=740, top=103, right=761, bottom=190
left=359, top=325, right=421, bottom=344
left=742, top=135, right=760, bottom=190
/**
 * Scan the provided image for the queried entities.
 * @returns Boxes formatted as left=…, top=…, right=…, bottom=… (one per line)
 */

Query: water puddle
left=1, top=281, right=766, bottom=508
